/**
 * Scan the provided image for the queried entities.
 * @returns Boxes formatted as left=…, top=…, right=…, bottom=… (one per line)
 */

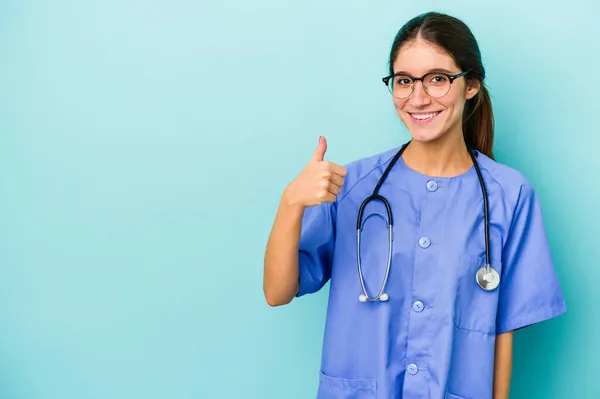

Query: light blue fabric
left=296, top=146, right=567, bottom=399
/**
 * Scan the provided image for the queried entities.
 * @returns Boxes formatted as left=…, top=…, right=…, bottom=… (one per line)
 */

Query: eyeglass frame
left=381, top=70, right=471, bottom=98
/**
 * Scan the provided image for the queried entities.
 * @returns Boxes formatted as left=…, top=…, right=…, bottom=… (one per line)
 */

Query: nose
left=409, top=80, right=431, bottom=107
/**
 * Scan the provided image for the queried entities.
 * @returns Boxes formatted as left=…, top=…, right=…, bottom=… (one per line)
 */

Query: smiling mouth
left=408, top=111, right=442, bottom=125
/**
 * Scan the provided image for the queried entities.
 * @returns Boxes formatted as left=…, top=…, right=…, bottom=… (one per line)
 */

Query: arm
left=494, top=181, right=566, bottom=395
left=493, top=330, right=513, bottom=399
left=262, top=191, right=306, bottom=306
left=263, top=136, right=346, bottom=307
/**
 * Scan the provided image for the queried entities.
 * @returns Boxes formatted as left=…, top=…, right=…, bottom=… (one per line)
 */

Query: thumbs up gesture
left=284, top=136, right=347, bottom=208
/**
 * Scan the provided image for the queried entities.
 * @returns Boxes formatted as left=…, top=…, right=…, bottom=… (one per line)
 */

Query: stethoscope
left=356, top=141, right=500, bottom=303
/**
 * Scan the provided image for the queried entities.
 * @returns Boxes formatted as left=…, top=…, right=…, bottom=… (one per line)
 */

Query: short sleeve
left=295, top=201, right=337, bottom=298
left=495, top=181, right=567, bottom=334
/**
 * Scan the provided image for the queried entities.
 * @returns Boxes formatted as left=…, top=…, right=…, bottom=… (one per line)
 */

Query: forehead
left=392, top=39, right=459, bottom=74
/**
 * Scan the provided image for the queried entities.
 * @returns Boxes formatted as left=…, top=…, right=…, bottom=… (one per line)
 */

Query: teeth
left=411, top=112, right=439, bottom=120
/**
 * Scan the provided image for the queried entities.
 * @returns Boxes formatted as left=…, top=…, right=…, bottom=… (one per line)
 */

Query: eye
left=394, top=75, right=413, bottom=86
left=428, top=74, right=448, bottom=85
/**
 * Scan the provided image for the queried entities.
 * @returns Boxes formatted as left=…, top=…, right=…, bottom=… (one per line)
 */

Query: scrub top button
left=419, top=237, right=431, bottom=248
left=426, top=180, right=438, bottom=191
left=407, top=363, right=419, bottom=375
left=412, top=300, right=424, bottom=312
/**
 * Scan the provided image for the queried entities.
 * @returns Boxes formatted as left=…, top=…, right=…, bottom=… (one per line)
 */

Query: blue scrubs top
left=296, top=146, right=567, bottom=399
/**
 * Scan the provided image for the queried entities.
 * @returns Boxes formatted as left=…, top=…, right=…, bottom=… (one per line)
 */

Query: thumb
left=312, top=136, right=327, bottom=161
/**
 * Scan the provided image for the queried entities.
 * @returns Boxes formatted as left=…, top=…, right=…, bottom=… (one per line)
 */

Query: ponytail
left=463, top=84, right=494, bottom=160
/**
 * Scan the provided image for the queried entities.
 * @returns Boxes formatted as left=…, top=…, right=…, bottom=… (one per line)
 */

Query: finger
left=327, top=182, right=341, bottom=196
left=328, top=173, right=344, bottom=187
left=317, top=188, right=336, bottom=203
left=330, top=163, right=347, bottom=177
left=312, top=136, right=327, bottom=162
left=323, top=192, right=337, bottom=203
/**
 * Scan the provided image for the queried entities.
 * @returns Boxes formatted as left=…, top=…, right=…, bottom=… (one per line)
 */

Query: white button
left=412, top=300, right=424, bottom=312
left=407, top=363, right=418, bottom=375
left=418, top=237, right=431, bottom=248
left=426, top=180, right=438, bottom=192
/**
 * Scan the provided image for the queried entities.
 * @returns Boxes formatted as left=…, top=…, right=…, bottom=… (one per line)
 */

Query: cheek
left=393, top=98, right=407, bottom=112
left=441, top=91, right=466, bottom=113
left=437, top=97, right=462, bottom=121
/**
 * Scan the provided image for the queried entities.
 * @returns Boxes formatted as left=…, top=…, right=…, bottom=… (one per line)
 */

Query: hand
left=284, top=136, right=347, bottom=208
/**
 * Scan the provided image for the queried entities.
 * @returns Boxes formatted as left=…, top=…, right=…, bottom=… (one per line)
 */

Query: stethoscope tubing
left=355, top=141, right=494, bottom=302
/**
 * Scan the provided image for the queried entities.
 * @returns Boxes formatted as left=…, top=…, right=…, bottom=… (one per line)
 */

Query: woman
left=263, top=11, right=566, bottom=399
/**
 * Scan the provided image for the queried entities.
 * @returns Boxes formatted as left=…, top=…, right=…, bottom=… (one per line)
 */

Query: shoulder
left=336, top=146, right=401, bottom=203
left=475, top=151, right=537, bottom=207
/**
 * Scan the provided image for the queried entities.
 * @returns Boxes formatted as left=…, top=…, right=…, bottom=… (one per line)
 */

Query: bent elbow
left=264, top=289, right=293, bottom=307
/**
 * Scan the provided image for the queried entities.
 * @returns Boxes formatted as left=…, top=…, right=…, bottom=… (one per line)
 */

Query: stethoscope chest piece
left=476, top=265, right=500, bottom=291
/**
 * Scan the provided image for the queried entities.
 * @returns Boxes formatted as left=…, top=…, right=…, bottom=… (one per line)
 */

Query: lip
left=408, top=111, right=443, bottom=126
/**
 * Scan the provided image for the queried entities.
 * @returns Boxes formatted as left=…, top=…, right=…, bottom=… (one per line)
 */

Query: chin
left=407, top=128, right=444, bottom=142
left=402, top=120, right=446, bottom=143
left=400, top=112, right=453, bottom=143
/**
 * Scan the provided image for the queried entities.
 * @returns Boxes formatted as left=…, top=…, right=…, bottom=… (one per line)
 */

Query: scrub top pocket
left=453, top=253, right=502, bottom=335
left=445, top=393, right=468, bottom=399
left=317, top=370, right=376, bottom=399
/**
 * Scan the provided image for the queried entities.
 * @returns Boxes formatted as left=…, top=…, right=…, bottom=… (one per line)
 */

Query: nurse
left=263, top=11, right=566, bottom=399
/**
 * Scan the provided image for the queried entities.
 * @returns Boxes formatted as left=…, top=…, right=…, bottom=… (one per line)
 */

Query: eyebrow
left=394, top=68, right=456, bottom=75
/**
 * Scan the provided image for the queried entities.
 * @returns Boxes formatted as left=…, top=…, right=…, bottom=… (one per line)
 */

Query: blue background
left=0, top=0, right=597, bottom=398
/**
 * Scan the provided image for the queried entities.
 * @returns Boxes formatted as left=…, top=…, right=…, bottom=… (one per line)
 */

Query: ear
left=465, top=79, right=481, bottom=100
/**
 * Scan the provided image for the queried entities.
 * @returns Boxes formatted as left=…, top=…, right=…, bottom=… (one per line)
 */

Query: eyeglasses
left=382, top=70, right=470, bottom=99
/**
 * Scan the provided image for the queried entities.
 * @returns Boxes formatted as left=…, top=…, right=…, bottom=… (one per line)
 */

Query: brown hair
left=388, top=12, right=494, bottom=159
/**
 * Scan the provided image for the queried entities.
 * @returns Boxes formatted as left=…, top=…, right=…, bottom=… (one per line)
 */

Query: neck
left=402, top=131, right=472, bottom=178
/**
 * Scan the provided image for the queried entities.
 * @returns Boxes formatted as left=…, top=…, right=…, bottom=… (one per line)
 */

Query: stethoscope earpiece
left=358, top=293, right=389, bottom=302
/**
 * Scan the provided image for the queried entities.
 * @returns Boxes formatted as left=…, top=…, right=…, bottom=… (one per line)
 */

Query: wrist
left=282, top=184, right=307, bottom=213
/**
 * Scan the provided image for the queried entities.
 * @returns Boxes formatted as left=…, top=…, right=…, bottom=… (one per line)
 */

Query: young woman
left=263, top=11, right=566, bottom=399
